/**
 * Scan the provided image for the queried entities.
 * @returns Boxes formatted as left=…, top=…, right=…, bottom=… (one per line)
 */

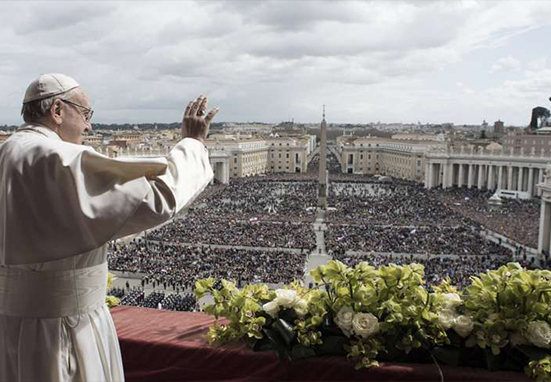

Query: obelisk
left=318, top=106, right=327, bottom=209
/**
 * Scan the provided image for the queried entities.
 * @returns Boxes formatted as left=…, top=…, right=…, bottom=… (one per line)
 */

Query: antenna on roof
left=323, top=105, right=325, bottom=120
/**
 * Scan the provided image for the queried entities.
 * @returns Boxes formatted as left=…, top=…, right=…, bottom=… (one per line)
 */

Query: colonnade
left=425, top=161, right=547, bottom=197
left=538, top=169, right=551, bottom=257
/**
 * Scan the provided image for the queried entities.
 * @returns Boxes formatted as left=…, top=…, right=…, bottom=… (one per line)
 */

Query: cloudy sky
left=1, top=0, right=551, bottom=126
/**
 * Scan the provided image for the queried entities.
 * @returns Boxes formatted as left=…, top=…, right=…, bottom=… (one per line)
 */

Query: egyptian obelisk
left=318, top=106, right=327, bottom=209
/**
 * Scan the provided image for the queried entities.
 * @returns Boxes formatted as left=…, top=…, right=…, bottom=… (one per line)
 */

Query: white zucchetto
left=23, top=73, right=79, bottom=104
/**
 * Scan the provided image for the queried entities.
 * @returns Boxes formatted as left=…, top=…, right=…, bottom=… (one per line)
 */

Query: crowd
left=326, top=224, right=511, bottom=257
left=189, top=180, right=318, bottom=222
left=145, top=218, right=316, bottom=249
left=327, top=181, right=469, bottom=226
left=108, top=241, right=307, bottom=288
left=113, top=287, right=197, bottom=311
left=431, top=187, right=539, bottom=248
left=103, top=150, right=542, bottom=304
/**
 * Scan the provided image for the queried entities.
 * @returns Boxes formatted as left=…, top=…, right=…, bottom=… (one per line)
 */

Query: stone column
left=425, top=163, right=430, bottom=188
left=518, top=167, right=524, bottom=192
left=458, top=164, right=464, bottom=187
left=442, top=163, right=449, bottom=189
left=539, top=201, right=551, bottom=256
left=468, top=164, right=474, bottom=188
left=498, top=166, right=503, bottom=190
left=539, top=169, right=545, bottom=197
left=488, top=165, right=495, bottom=190
left=528, top=168, right=534, bottom=196
left=477, top=164, right=484, bottom=189
left=507, top=166, right=514, bottom=190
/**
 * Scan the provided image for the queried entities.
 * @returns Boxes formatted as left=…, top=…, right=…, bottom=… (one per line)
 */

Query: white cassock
left=0, top=124, right=213, bottom=382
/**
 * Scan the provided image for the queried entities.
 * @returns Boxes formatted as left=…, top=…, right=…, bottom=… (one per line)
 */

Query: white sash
left=0, top=262, right=107, bottom=318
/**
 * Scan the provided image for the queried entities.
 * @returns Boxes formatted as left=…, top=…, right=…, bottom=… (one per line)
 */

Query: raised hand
left=181, top=95, right=219, bottom=143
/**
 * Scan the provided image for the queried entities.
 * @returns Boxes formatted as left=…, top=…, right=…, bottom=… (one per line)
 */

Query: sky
left=1, top=0, right=551, bottom=126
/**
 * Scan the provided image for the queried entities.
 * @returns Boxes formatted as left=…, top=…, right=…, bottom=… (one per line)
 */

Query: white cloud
left=528, top=58, right=548, bottom=70
left=490, top=56, right=522, bottom=73
left=1, top=0, right=551, bottom=125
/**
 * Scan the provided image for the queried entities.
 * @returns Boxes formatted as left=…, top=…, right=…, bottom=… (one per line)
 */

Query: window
left=279, top=153, right=282, bottom=158
left=234, top=158, right=237, bottom=163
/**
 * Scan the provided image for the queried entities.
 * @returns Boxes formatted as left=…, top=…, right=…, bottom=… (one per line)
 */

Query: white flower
left=453, top=315, right=474, bottom=338
left=509, top=332, right=528, bottom=347
left=441, top=293, right=462, bottom=310
left=526, top=321, right=551, bottom=349
left=352, top=313, right=380, bottom=339
left=334, top=306, right=355, bottom=332
left=262, top=300, right=280, bottom=318
left=294, top=298, right=309, bottom=317
left=274, top=289, right=299, bottom=308
left=437, top=309, right=456, bottom=330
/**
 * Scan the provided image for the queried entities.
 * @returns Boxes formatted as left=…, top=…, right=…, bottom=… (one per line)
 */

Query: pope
left=0, top=73, right=218, bottom=382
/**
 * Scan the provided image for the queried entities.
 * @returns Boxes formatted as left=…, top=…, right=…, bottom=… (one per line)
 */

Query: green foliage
left=195, top=261, right=551, bottom=380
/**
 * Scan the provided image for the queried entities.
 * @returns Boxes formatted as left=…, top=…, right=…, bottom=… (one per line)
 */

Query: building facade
left=204, top=134, right=315, bottom=184
left=501, top=134, right=551, bottom=156
left=425, top=145, right=551, bottom=198
left=337, top=136, right=444, bottom=182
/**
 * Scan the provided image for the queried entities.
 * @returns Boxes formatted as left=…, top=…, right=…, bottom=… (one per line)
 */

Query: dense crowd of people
left=111, top=287, right=197, bottom=311
left=145, top=218, right=316, bottom=249
left=431, top=187, right=539, bottom=248
left=108, top=241, right=307, bottom=288
left=326, top=224, right=511, bottom=257
left=105, top=148, right=542, bottom=304
left=327, top=181, right=469, bottom=226
left=189, top=180, right=318, bottom=222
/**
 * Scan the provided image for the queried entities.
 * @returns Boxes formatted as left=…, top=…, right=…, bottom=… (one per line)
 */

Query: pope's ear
left=51, top=99, right=64, bottom=124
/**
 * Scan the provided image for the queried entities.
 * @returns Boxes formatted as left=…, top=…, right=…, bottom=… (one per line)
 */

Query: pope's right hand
left=181, top=95, right=219, bottom=143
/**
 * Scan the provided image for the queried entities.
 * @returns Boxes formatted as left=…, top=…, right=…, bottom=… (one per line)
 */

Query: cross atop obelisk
left=318, top=105, right=327, bottom=209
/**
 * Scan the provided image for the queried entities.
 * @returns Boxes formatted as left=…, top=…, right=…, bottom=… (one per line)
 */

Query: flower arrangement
left=195, top=261, right=551, bottom=381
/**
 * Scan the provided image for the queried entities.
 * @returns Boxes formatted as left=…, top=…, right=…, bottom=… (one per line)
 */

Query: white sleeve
left=113, top=138, right=213, bottom=238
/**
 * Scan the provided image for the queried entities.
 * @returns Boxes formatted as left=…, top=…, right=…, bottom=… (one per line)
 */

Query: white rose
left=352, top=313, right=380, bottom=339
left=526, top=321, right=551, bottom=349
left=294, top=298, right=309, bottom=317
left=437, top=309, right=456, bottom=330
left=262, top=300, right=280, bottom=318
left=335, top=306, right=355, bottom=332
left=452, top=315, right=474, bottom=338
left=274, top=289, right=299, bottom=308
left=509, top=331, right=528, bottom=347
left=441, top=293, right=462, bottom=310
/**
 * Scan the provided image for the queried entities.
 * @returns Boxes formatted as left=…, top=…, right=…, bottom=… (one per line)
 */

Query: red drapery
left=111, top=306, right=529, bottom=381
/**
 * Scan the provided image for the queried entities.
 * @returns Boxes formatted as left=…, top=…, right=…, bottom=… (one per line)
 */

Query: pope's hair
left=21, top=88, right=80, bottom=123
